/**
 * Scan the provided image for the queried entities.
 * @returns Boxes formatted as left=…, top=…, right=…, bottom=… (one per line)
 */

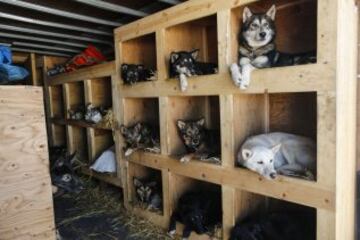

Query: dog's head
left=121, top=64, right=144, bottom=84
left=239, top=144, right=281, bottom=180
left=177, top=118, right=205, bottom=152
left=170, top=49, right=199, bottom=77
left=133, top=177, right=157, bottom=204
left=241, top=5, right=276, bottom=48
left=120, top=123, right=143, bottom=147
left=184, top=207, right=207, bottom=234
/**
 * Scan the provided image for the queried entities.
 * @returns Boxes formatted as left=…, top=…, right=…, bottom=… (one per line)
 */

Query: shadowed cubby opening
left=170, top=174, right=222, bottom=239
left=69, top=126, right=88, bottom=164
left=235, top=190, right=316, bottom=239
left=123, top=97, right=160, bottom=151
left=168, top=96, right=221, bottom=162
left=49, top=85, right=64, bottom=119
left=65, top=82, right=85, bottom=120
left=121, top=33, right=157, bottom=82
left=165, top=14, right=218, bottom=79
left=128, top=162, right=164, bottom=215
left=52, top=124, right=66, bottom=147
left=233, top=92, right=317, bottom=179
left=86, top=77, right=112, bottom=109
left=231, top=0, right=317, bottom=64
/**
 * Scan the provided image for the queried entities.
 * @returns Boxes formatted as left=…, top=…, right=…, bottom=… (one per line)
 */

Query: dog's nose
left=269, top=172, right=277, bottom=179
left=259, top=32, right=267, bottom=38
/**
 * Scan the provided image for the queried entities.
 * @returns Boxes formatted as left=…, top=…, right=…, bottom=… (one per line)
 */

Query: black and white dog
left=169, top=49, right=218, bottom=92
left=230, top=5, right=316, bottom=89
left=121, top=64, right=156, bottom=85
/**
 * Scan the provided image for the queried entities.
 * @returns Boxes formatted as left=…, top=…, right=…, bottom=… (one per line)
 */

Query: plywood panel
left=0, top=86, right=55, bottom=240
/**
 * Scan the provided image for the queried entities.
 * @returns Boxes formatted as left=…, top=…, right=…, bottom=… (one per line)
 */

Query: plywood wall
left=0, top=86, right=55, bottom=240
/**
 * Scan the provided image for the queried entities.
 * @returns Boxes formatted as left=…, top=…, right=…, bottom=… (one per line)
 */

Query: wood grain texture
left=0, top=86, right=55, bottom=240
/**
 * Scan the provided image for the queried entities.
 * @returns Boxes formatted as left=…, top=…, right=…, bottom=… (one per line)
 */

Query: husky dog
left=170, top=49, right=218, bottom=92
left=121, top=64, right=156, bottom=85
left=237, top=132, right=316, bottom=180
left=230, top=5, right=316, bottom=89
left=133, top=177, right=162, bottom=211
left=84, top=103, right=105, bottom=124
left=168, top=190, right=221, bottom=240
left=68, top=105, right=85, bottom=120
left=120, top=122, right=160, bottom=157
left=177, top=118, right=221, bottom=164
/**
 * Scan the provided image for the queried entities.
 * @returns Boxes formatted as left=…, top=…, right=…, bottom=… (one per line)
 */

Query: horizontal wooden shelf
left=119, top=64, right=335, bottom=97
left=81, top=167, right=122, bottom=188
left=48, top=61, right=115, bottom=86
left=52, top=118, right=113, bottom=131
left=127, top=151, right=334, bottom=211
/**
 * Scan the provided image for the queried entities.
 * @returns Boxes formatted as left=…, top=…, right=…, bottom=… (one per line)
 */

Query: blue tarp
left=0, top=45, right=29, bottom=83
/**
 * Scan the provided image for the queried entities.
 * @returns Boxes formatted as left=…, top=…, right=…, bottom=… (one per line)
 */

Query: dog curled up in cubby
left=230, top=5, right=316, bottom=89
left=169, top=49, right=218, bottom=92
left=177, top=117, right=221, bottom=164
left=237, top=132, right=316, bottom=180
left=168, top=191, right=221, bottom=240
left=121, top=64, right=156, bottom=85
left=120, top=122, right=160, bottom=157
left=68, top=105, right=85, bottom=121
left=230, top=212, right=315, bottom=240
left=133, top=176, right=162, bottom=212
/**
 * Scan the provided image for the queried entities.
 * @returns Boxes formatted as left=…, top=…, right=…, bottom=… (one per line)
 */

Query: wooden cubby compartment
left=52, top=124, right=67, bottom=147
left=121, top=33, right=157, bottom=82
left=168, top=96, right=221, bottom=161
left=128, top=162, right=164, bottom=215
left=86, top=77, right=112, bottom=109
left=235, top=190, right=316, bottom=239
left=165, top=14, right=218, bottom=79
left=170, top=174, right=222, bottom=239
left=123, top=97, right=160, bottom=150
left=88, top=129, right=114, bottom=164
left=230, top=0, right=318, bottom=64
left=49, top=85, right=64, bottom=119
left=69, top=126, right=88, bottom=163
left=234, top=92, right=317, bottom=179
left=65, top=82, right=85, bottom=119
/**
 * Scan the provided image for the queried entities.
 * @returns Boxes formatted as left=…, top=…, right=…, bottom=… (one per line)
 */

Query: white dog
left=237, top=132, right=316, bottom=180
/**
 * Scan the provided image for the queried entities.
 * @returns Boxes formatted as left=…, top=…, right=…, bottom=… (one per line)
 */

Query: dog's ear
left=134, top=123, right=142, bottom=133
left=170, top=52, right=179, bottom=63
left=196, top=118, right=205, bottom=127
left=243, top=7, right=253, bottom=23
left=242, top=149, right=253, bottom=160
left=121, top=64, right=128, bottom=71
left=120, top=125, right=128, bottom=135
left=266, top=5, right=276, bottom=21
left=133, top=177, right=142, bottom=187
left=177, top=120, right=186, bottom=131
left=191, top=49, right=200, bottom=60
left=271, top=144, right=281, bottom=154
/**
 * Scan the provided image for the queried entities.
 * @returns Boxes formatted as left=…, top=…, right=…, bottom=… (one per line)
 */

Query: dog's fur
left=133, top=176, right=162, bottom=211
left=237, top=132, right=316, bottom=180
left=120, top=122, right=160, bottom=157
left=68, top=105, right=85, bottom=120
left=168, top=191, right=222, bottom=240
left=121, top=64, right=156, bottom=85
left=169, top=50, right=218, bottom=91
left=177, top=118, right=221, bottom=164
left=230, top=5, right=316, bottom=89
left=230, top=212, right=315, bottom=240
left=84, top=103, right=105, bottom=124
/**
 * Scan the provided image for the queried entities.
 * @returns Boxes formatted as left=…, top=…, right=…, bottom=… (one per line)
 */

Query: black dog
left=121, top=64, right=156, bottom=85
left=230, top=212, right=315, bottom=240
left=168, top=191, right=222, bottom=240
left=169, top=49, right=218, bottom=91
left=177, top=117, right=221, bottom=164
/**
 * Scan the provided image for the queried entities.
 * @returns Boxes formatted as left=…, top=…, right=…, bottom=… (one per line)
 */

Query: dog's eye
left=251, top=23, right=259, bottom=28
left=257, top=161, right=264, bottom=164
left=263, top=23, right=269, bottom=27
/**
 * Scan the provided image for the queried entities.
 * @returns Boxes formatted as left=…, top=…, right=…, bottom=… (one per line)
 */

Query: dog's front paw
left=168, top=230, right=176, bottom=238
left=124, top=148, right=134, bottom=157
left=239, top=83, right=249, bottom=90
left=179, top=73, right=188, bottom=92
left=180, top=155, right=191, bottom=163
left=230, top=63, right=242, bottom=86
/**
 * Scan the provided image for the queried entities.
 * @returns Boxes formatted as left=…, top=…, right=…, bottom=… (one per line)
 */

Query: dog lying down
left=237, top=132, right=316, bottom=180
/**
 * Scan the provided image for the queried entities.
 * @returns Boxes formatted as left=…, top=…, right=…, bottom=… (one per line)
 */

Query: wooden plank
left=81, top=167, right=122, bottom=188
left=0, top=86, right=55, bottom=240
left=48, top=62, right=115, bottom=86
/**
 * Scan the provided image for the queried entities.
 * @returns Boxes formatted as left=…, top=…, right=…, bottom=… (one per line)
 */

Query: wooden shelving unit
left=114, top=0, right=358, bottom=239
left=44, top=61, right=122, bottom=188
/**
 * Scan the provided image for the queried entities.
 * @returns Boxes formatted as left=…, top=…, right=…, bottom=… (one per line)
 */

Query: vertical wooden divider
left=84, top=80, right=95, bottom=162
left=63, top=83, right=73, bottom=154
